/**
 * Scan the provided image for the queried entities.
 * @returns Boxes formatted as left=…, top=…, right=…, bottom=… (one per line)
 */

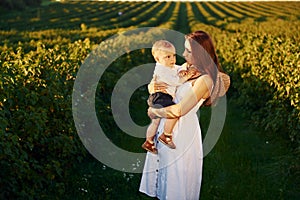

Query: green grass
left=41, top=0, right=55, bottom=6
left=51, top=100, right=299, bottom=199
left=201, top=100, right=299, bottom=199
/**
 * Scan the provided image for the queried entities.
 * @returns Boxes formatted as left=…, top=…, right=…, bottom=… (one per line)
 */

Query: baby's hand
left=178, top=70, right=188, bottom=78
left=188, top=67, right=199, bottom=75
left=187, top=67, right=199, bottom=77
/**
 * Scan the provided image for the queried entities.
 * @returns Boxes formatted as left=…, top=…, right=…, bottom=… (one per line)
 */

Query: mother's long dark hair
left=185, top=30, right=223, bottom=106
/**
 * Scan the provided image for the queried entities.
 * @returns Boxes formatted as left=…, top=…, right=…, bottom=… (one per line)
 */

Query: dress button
left=156, top=169, right=158, bottom=172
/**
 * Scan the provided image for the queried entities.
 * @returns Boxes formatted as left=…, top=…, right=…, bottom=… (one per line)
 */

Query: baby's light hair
left=152, top=40, right=175, bottom=60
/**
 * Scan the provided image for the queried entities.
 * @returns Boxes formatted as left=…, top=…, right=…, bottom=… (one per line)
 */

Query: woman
left=139, top=30, right=229, bottom=200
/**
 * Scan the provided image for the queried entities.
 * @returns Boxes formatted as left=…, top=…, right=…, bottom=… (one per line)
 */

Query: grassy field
left=1, top=0, right=299, bottom=199
left=47, top=102, right=299, bottom=199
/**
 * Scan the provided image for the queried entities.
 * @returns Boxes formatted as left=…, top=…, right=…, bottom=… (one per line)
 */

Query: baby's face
left=156, top=49, right=176, bottom=68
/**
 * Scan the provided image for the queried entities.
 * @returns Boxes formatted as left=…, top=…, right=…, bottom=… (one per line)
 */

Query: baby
left=142, top=40, right=199, bottom=154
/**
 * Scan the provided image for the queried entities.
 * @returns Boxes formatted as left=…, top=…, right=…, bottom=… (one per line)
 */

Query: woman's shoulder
left=192, top=74, right=214, bottom=99
left=193, top=74, right=212, bottom=83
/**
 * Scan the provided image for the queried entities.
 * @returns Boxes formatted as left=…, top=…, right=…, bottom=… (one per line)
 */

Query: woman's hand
left=148, top=76, right=168, bottom=94
left=147, top=107, right=158, bottom=119
left=154, top=82, right=168, bottom=92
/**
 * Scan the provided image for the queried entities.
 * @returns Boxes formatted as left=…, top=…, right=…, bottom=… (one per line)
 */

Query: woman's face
left=183, top=39, right=193, bottom=65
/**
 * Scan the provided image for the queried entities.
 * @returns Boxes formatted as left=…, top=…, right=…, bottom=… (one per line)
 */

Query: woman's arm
left=148, top=75, right=213, bottom=119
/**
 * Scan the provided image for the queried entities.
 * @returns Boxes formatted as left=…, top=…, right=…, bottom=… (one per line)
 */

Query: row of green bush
left=187, top=5, right=300, bottom=146
left=220, top=32, right=299, bottom=144
left=0, top=39, right=90, bottom=198
left=0, top=28, right=169, bottom=198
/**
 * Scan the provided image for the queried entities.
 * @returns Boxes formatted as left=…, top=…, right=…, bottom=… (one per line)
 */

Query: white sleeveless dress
left=139, top=81, right=205, bottom=200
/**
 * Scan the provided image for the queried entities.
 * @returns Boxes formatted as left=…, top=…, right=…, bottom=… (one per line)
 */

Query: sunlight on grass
left=50, top=18, right=59, bottom=23
left=63, top=8, right=70, bottom=13
left=30, top=18, right=40, bottom=22
left=70, top=17, right=81, bottom=22
left=74, top=7, right=83, bottom=13
left=91, top=17, right=100, bottom=22
left=110, top=18, right=117, bottom=22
